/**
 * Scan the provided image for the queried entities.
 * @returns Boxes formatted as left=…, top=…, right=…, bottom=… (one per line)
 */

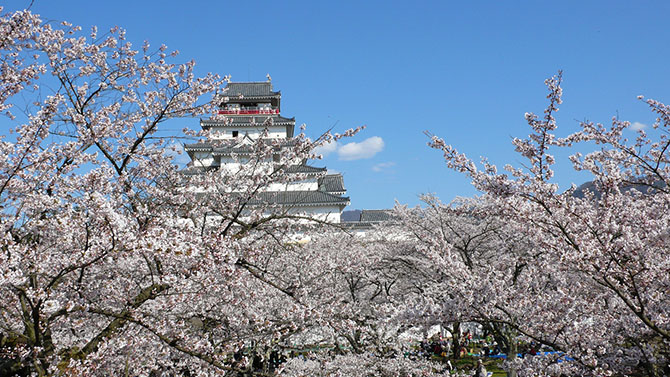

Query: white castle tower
left=183, top=81, right=349, bottom=223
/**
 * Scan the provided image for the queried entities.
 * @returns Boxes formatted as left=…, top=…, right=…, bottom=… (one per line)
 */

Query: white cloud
left=337, top=136, right=384, bottom=161
left=630, top=122, right=647, bottom=131
left=372, top=161, right=395, bottom=172
left=313, top=140, right=338, bottom=157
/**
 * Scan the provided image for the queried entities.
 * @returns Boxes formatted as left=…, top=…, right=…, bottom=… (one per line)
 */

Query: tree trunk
left=506, top=333, right=518, bottom=377
left=450, top=322, right=461, bottom=359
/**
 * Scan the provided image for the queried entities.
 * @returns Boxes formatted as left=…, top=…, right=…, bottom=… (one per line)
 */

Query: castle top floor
left=202, top=80, right=294, bottom=141
left=218, top=81, right=281, bottom=115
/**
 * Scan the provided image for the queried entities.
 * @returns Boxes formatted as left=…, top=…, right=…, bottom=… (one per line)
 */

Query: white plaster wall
left=285, top=206, right=342, bottom=223
left=351, top=226, right=412, bottom=240
left=201, top=205, right=342, bottom=225
left=191, top=152, right=216, bottom=168
left=209, top=126, right=286, bottom=140
left=266, top=178, right=318, bottom=191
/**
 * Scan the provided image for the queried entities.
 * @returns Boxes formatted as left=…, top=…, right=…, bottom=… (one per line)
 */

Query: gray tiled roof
left=359, top=209, right=396, bottom=222
left=183, top=142, right=212, bottom=151
left=212, top=146, right=256, bottom=155
left=223, top=82, right=279, bottom=98
left=201, top=116, right=295, bottom=128
left=196, top=190, right=349, bottom=207
left=318, top=174, right=346, bottom=194
left=184, top=139, right=297, bottom=153
left=284, top=165, right=327, bottom=174
left=180, top=166, right=210, bottom=175
left=180, top=163, right=326, bottom=176
left=250, top=191, right=349, bottom=207
left=213, top=141, right=297, bottom=155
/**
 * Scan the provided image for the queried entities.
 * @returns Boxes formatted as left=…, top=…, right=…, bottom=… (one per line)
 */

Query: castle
left=182, top=80, right=350, bottom=223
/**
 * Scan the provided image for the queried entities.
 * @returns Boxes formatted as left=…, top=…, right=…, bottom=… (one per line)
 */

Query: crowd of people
left=406, top=331, right=504, bottom=360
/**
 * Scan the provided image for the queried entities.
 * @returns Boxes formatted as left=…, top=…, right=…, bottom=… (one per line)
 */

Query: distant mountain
left=572, top=181, right=598, bottom=199
left=573, top=179, right=665, bottom=199
left=341, top=210, right=362, bottom=222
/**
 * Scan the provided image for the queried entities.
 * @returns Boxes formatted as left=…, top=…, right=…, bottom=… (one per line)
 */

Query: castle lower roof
left=201, top=115, right=295, bottom=128
left=249, top=191, right=349, bottom=207
left=195, top=190, right=349, bottom=208
left=318, top=174, right=346, bottom=195
left=283, top=165, right=327, bottom=174
left=359, top=209, right=396, bottom=222
left=180, top=163, right=327, bottom=176
left=184, top=139, right=298, bottom=154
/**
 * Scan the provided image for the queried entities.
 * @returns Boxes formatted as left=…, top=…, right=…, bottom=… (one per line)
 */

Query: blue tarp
left=486, top=351, right=573, bottom=362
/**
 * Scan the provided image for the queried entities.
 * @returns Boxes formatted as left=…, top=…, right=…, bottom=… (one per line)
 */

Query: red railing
left=218, top=109, right=279, bottom=115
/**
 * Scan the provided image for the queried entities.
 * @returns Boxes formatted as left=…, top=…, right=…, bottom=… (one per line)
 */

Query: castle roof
left=359, top=209, right=396, bottom=222
left=183, top=139, right=298, bottom=155
left=180, top=163, right=327, bottom=176
left=284, top=165, right=328, bottom=174
left=200, top=115, right=295, bottom=128
left=340, top=209, right=398, bottom=228
left=318, top=174, right=346, bottom=195
left=222, top=82, right=280, bottom=99
left=250, top=191, right=349, bottom=207
left=195, top=190, right=349, bottom=208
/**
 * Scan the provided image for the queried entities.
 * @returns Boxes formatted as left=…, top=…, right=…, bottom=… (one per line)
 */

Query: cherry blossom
left=422, top=72, right=670, bottom=376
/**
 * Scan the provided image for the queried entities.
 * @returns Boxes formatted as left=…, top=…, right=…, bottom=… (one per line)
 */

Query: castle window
left=232, top=131, right=239, bottom=138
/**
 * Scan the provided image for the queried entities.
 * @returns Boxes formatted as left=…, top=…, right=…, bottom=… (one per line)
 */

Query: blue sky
left=6, top=1, right=670, bottom=209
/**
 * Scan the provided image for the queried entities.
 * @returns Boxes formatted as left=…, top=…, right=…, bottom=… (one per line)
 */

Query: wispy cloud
left=372, top=161, right=395, bottom=172
left=630, top=121, right=647, bottom=131
left=337, top=136, right=384, bottom=161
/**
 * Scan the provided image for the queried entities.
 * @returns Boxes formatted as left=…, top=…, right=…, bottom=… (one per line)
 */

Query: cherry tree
left=0, top=7, right=371, bottom=376
left=423, top=72, right=670, bottom=376
left=392, top=197, right=532, bottom=376
left=280, top=353, right=450, bottom=377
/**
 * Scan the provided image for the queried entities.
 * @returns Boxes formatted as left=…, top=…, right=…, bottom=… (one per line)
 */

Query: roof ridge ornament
left=266, top=73, right=272, bottom=82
